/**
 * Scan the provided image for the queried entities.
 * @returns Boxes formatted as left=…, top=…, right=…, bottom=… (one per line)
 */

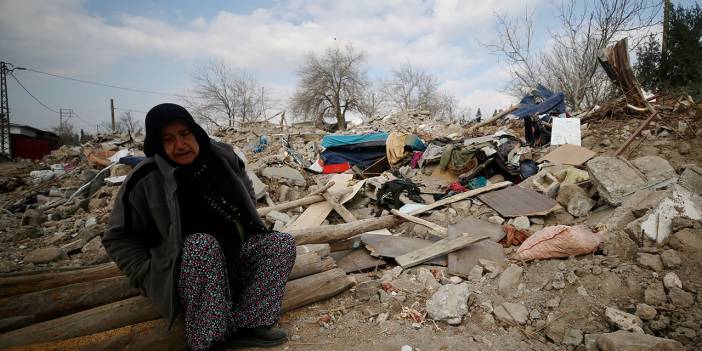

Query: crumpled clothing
left=377, top=178, right=424, bottom=209
left=449, top=181, right=468, bottom=193
left=554, top=167, right=589, bottom=184
left=500, top=225, right=530, bottom=247
left=386, top=131, right=409, bottom=165
left=439, top=144, right=478, bottom=174
left=410, top=151, right=423, bottom=169
left=418, top=143, right=445, bottom=168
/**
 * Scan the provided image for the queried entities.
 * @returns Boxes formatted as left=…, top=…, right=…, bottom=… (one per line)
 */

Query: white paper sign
left=550, top=117, right=581, bottom=146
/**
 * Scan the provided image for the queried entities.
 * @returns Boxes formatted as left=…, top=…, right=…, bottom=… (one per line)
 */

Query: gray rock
left=568, top=193, right=596, bottom=217
left=552, top=271, right=566, bottom=290
left=635, top=303, right=657, bottom=320
left=644, top=282, right=667, bottom=306
left=596, top=331, right=683, bottom=351
left=265, top=210, right=291, bottom=224
left=416, top=267, right=441, bottom=291
left=512, top=216, right=530, bottom=230
left=493, top=302, right=528, bottom=325
left=498, top=264, right=523, bottom=297
left=636, top=253, right=663, bottom=272
left=563, top=328, right=583, bottom=346
left=545, top=296, right=561, bottom=309
left=660, top=249, right=681, bottom=268
left=24, top=247, right=65, bottom=264
left=604, top=307, right=644, bottom=334
left=584, top=334, right=601, bottom=351
left=21, top=208, right=46, bottom=226
left=667, top=287, right=694, bottom=308
left=467, top=265, right=483, bottom=282
left=272, top=220, right=285, bottom=232
left=77, top=225, right=103, bottom=243
left=530, top=216, right=545, bottom=225
left=425, top=283, right=471, bottom=323
left=678, top=164, right=702, bottom=195
left=556, top=184, right=587, bottom=207
left=353, top=280, right=381, bottom=302
left=261, top=166, right=306, bottom=186
left=669, top=228, right=702, bottom=251
left=663, top=272, right=682, bottom=290
left=380, top=266, right=403, bottom=283
left=110, top=163, right=132, bottom=177
left=671, top=216, right=697, bottom=232
left=487, top=216, right=504, bottom=224
left=15, top=225, right=42, bottom=240
left=678, top=142, right=691, bottom=155
left=82, top=236, right=109, bottom=265
left=246, top=171, right=267, bottom=199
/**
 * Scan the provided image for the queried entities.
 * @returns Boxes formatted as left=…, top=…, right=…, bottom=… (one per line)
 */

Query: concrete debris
left=497, top=264, right=523, bottom=297
left=663, top=272, right=683, bottom=290
left=636, top=253, right=663, bottom=272
left=493, top=302, right=528, bottom=325
left=425, top=282, right=471, bottom=324
left=23, top=247, right=65, bottom=264
left=604, top=307, right=644, bottom=334
left=260, top=166, right=306, bottom=186
left=586, top=156, right=677, bottom=205
left=597, top=331, right=684, bottom=351
left=634, top=303, right=657, bottom=321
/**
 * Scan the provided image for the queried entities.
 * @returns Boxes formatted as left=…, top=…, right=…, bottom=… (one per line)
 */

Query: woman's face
left=161, top=120, right=200, bottom=165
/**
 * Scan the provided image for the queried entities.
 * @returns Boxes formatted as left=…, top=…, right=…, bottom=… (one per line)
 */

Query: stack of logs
left=0, top=244, right=351, bottom=350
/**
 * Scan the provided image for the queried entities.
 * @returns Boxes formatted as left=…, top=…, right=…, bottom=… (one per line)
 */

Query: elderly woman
left=102, top=103, right=296, bottom=350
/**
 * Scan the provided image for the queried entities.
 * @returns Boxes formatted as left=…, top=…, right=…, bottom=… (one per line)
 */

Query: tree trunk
left=0, top=263, right=122, bottom=299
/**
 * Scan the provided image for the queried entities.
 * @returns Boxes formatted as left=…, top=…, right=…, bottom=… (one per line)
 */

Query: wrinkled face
left=161, top=120, right=199, bottom=165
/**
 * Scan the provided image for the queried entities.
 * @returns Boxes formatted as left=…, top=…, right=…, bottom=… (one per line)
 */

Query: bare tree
left=358, top=80, right=388, bottom=120
left=189, top=61, right=271, bottom=127
left=382, top=63, right=463, bottom=121
left=292, top=45, right=368, bottom=130
left=52, top=121, right=78, bottom=146
left=116, top=111, right=144, bottom=138
left=488, top=0, right=661, bottom=110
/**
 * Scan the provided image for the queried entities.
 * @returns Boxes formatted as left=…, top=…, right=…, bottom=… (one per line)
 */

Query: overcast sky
left=0, top=0, right=691, bottom=132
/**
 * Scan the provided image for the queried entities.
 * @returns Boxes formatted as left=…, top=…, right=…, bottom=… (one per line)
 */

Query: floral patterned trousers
left=178, top=231, right=296, bottom=351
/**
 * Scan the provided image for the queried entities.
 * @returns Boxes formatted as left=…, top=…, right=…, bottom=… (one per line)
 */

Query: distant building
left=9, top=124, right=59, bottom=160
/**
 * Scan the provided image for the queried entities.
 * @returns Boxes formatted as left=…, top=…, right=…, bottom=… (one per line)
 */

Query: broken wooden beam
left=256, top=194, right=325, bottom=216
left=390, top=209, right=447, bottom=237
left=395, top=234, right=489, bottom=269
left=322, top=193, right=357, bottom=223
left=407, top=181, right=512, bottom=216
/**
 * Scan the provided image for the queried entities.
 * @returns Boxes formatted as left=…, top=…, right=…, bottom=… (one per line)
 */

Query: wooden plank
left=361, top=234, right=447, bottom=266
left=256, top=195, right=325, bottom=216
left=284, top=174, right=353, bottom=231
left=281, top=268, right=353, bottom=312
left=336, top=248, right=387, bottom=273
left=390, top=209, right=447, bottom=237
left=295, top=244, right=331, bottom=257
left=395, top=234, right=489, bottom=269
left=407, top=181, right=512, bottom=216
left=447, top=217, right=505, bottom=242
left=322, top=193, right=357, bottom=223
left=288, top=253, right=336, bottom=280
left=291, top=215, right=400, bottom=245
left=477, top=185, right=558, bottom=217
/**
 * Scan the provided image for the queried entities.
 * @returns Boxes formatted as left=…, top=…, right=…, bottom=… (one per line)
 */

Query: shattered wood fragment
left=395, top=234, right=488, bottom=269
left=390, top=209, right=447, bottom=237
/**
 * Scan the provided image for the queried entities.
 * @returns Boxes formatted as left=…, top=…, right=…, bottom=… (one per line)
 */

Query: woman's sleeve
left=101, top=182, right=152, bottom=289
left=233, top=152, right=257, bottom=203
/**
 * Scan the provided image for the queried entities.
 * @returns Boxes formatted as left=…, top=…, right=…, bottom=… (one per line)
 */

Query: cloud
left=1, top=0, right=542, bottom=127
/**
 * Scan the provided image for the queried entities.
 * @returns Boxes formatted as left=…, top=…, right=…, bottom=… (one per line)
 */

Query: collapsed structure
left=0, top=40, right=701, bottom=350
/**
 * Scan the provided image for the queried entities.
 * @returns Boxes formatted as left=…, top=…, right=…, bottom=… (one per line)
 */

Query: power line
left=22, top=67, right=195, bottom=99
left=9, top=72, right=59, bottom=113
left=114, top=107, right=148, bottom=114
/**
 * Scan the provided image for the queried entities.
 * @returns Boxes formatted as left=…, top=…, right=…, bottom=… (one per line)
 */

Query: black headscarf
left=143, top=103, right=248, bottom=255
left=143, top=103, right=211, bottom=163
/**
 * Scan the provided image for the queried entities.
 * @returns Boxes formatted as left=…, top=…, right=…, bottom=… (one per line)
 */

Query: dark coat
left=102, top=141, right=266, bottom=327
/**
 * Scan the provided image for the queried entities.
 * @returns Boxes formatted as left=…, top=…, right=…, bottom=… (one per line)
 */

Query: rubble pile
left=2, top=51, right=702, bottom=350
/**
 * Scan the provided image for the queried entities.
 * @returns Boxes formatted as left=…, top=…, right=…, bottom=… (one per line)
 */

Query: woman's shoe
left=226, top=326, right=287, bottom=348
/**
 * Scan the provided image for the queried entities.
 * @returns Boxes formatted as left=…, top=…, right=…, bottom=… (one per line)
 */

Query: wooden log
left=467, top=105, right=518, bottom=132
left=281, top=268, right=353, bottom=312
left=2, top=269, right=353, bottom=349
left=322, top=193, right=357, bottom=223
left=0, top=296, right=161, bottom=349
left=395, top=234, right=489, bottom=269
left=0, top=263, right=122, bottom=299
left=0, top=276, right=138, bottom=326
left=288, top=253, right=336, bottom=280
left=290, top=215, right=401, bottom=245
left=256, top=195, right=325, bottom=216
left=295, top=243, right=331, bottom=257
left=390, top=209, right=447, bottom=237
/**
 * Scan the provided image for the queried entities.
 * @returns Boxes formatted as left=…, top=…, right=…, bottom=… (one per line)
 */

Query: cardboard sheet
left=538, top=144, right=596, bottom=166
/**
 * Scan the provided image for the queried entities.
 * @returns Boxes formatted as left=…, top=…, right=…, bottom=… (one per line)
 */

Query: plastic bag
left=512, top=225, right=606, bottom=261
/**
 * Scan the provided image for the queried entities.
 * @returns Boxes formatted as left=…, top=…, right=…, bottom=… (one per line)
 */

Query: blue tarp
left=321, top=133, right=388, bottom=148
left=511, top=84, right=566, bottom=119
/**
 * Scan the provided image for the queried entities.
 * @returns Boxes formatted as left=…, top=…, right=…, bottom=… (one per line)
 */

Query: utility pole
left=0, top=62, right=10, bottom=157
left=662, top=0, right=671, bottom=60
left=0, top=61, right=25, bottom=158
left=110, top=98, right=115, bottom=133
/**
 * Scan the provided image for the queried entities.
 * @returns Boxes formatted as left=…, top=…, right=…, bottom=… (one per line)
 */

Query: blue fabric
left=511, top=84, right=566, bottom=119
left=405, top=134, right=426, bottom=151
left=119, top=156, right=145, bottom=167
left=321, top=133, right=388, bottom=148
left=321, top=147, right=386, bottom=168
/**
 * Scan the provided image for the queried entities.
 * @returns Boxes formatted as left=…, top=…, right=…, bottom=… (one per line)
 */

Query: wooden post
left=110, top=98, right=115, bottom=133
